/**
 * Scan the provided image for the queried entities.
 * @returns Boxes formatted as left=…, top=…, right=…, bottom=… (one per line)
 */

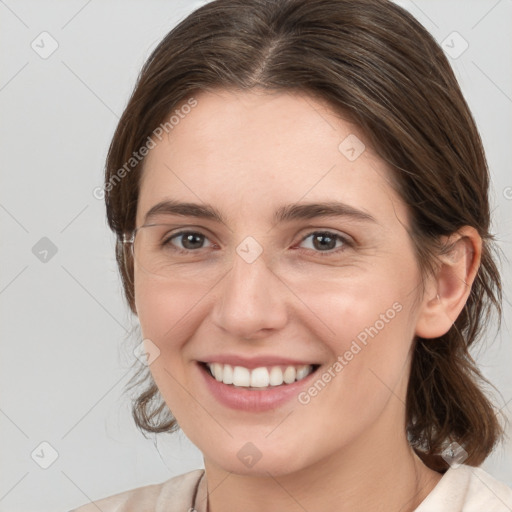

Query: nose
left=210, top=250, right=288, bottom=340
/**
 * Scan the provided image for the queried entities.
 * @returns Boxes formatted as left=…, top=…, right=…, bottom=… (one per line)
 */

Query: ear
left=414, top=226, right=482, bottom=339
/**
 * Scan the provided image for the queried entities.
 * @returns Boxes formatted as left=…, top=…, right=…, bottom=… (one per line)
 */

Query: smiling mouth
left=200, top=362, right=321, bottom=390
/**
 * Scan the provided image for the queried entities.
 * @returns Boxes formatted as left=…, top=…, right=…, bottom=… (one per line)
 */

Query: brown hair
left=104, top=0, right=505, bottom=471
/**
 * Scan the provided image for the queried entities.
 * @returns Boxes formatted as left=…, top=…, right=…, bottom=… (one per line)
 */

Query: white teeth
left=296, top=365, right=311, bottom=380
left=232, top=366, right=251, bottom=386
left=250, top=367, right=269, bottom=387
left=212, top=363, right=223, bottom=382
left=269, top=366, right=283, bottom=386
left=283, top=366, right=296, bottom=384
left=205, top=363, right=316, bottom=388
left=222, top=364, right=233, bottom=384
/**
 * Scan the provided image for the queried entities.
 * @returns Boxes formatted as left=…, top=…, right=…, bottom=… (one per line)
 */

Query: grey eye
left=300, top=232, right=346, bottom=252
left=168, top=231, right=213, bottom=251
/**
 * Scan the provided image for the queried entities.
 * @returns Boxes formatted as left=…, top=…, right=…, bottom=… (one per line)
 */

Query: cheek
left=134, top=272, right=209, bottom=344
left=302, top=259, right=419, bottom=401
left=133, top=275, right=208, bottom=425
left=324, top=306, right=415, bottom=422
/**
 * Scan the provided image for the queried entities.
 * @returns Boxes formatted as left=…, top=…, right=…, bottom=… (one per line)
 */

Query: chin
left=204, top=443, right=310, bottom=477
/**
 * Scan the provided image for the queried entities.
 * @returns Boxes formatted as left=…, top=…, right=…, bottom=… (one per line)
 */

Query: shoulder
left=69, top=468, right=205, bottom=512
left=415, top=464, right=512, bottom=511
left=462, top=465, right=512, bottom=510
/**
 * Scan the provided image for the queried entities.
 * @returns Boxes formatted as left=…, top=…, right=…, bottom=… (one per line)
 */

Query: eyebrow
left=143, top=199, right=377, bottom=225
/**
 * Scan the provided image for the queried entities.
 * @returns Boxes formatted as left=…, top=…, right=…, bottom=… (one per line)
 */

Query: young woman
left=71, top=0, right=512, bottom=510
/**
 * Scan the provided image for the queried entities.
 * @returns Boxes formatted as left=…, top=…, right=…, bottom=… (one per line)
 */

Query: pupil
left=314, top=233, right=335, bottom=251
left=182, top=233, right=204, bottom=249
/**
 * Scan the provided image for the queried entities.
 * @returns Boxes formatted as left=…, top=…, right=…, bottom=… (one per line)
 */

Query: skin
left=132, top=88, right=481, bottom=512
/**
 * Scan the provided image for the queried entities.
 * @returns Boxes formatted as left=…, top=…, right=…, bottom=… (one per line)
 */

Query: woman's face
left=134, top=89, right=428, bottom=476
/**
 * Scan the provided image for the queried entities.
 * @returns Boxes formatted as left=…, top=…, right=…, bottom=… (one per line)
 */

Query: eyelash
left=164, top=230, right=353, bottom=257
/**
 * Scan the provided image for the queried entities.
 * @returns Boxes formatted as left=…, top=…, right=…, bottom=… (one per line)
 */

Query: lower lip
left=196, top=362, right=320, bottom=412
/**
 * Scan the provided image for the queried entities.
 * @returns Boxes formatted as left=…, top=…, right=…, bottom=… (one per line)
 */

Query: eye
left=162, top=229, right=351, bottom=256
left=297, top=231, right=351, bottom=256
left=165, top=231, right=214, bottom=252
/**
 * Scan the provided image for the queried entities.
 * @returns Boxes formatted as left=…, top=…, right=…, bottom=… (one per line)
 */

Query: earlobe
left=414, top=226, right=482, bottom=339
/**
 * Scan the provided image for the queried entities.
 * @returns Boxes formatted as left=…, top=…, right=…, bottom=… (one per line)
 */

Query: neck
left=203, top=405, right=442, bottom=512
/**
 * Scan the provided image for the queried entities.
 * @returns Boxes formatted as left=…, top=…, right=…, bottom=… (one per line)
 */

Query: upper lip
left=198, top=355, right=321, bottom=369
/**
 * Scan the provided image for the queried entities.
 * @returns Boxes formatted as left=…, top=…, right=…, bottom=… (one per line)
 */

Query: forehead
left=136, top=89, right=408, bottom=229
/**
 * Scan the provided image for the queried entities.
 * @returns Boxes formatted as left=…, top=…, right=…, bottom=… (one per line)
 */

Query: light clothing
left=415, top=464, right=512, bottom=511
left=69, top=469, right=208, bottom=512
left=69, top=464, right=512, bottom=512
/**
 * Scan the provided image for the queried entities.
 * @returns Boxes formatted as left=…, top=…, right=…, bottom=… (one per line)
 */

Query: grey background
left=0, top=1, right=511, bottom=510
